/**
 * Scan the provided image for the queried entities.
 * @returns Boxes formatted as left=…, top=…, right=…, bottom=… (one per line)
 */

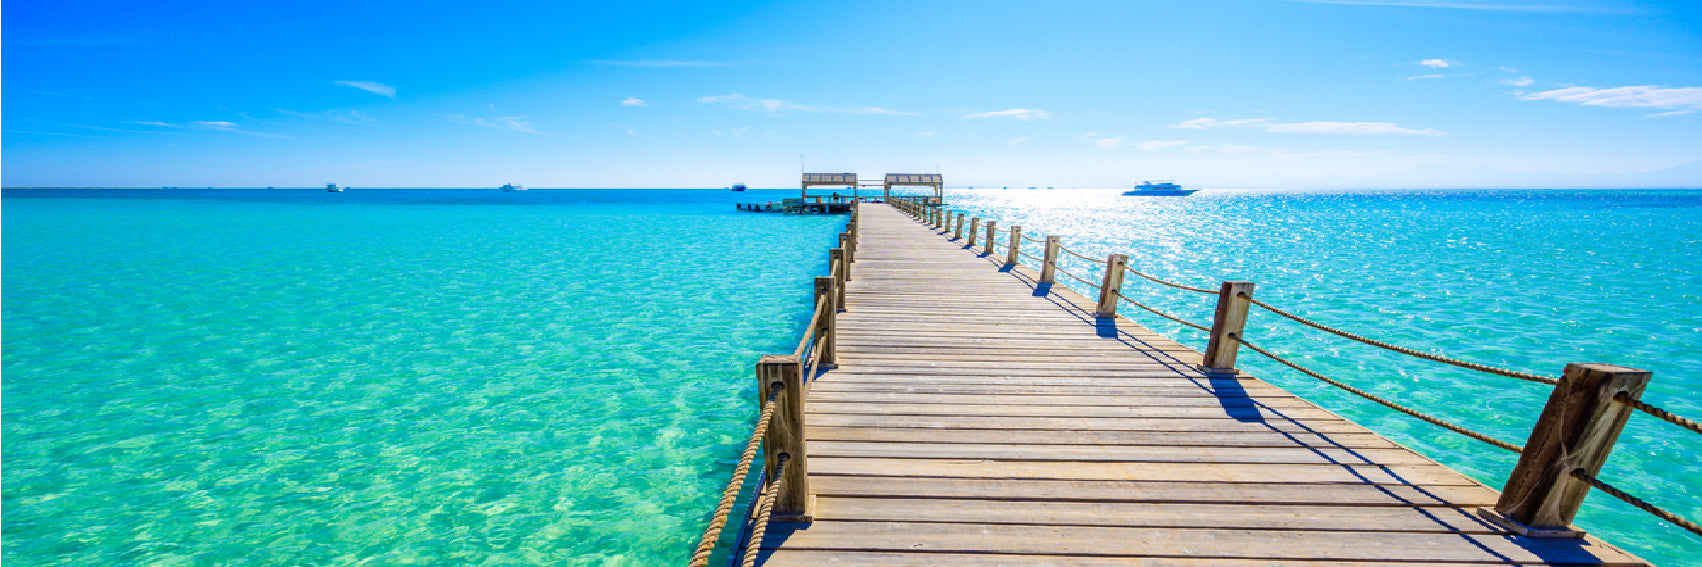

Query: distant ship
left=1122, top=181, right=1196, bottom=196
left=731, top=183, right=748, bottom=192
left=500, top=183, right=526, bottom=192
left=326, top=183, right=343, bottom=192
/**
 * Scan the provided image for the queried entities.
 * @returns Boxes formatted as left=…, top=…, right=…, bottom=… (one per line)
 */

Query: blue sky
left=4, top=0, right=1699, bottom=188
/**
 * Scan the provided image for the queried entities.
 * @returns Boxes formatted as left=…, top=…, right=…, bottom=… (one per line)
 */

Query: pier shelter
left=882, top=173, right=942, bottom=205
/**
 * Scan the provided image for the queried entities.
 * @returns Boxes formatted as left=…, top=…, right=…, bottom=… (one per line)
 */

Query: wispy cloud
left=35, top=90, right=94, bottom=100
left=1499, top=66, right=1519, bottom=72
left=1278, top=0, right=1602, bottom=12
left=1646, top=110, right=1695, bottom=118
left=334, top=80, right=396, bottom=98
left=1009, top=137, right=1029, bottom=145
left=126, top=120, right=290, bottom=138
left=1520, top=85, right=1702, bottom=109
left=1407, top=74, right=1447, bottom=80
left=697, top=93, right=919, bottom=115
left=274, top=108, right=379, bottom=124
left=1095, top=136, right=1127, bottom=149
left=589, top=59, right=728, bottom=68
left=445, top=113, right=544, bottom=134
left=1419, top=59, right=1451, bottom=68
left=1170, top=117, right=1444, bottom=135
left=1499, top=76, right=1535, bottom=86
left=963, top=108, right=1050, bottom=120
left=1137, top=140, right=1192, bottom=150
left=621, top=97, right=646, bottom=107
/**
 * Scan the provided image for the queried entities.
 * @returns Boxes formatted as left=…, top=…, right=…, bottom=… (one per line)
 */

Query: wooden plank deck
left=752, top=204, right=1647, bottom=566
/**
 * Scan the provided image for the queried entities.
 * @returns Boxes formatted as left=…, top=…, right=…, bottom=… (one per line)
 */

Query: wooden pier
left=726, top=203, right=1649, bottom=566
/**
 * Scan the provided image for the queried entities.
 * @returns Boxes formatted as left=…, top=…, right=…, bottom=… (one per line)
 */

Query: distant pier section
left=736, top=173, right=944, bottom=214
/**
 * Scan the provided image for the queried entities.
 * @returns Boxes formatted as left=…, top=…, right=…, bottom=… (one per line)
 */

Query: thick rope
left=1018, top=250, right=1044, bottom=263
left=1057, top=268, right=1102, bottom=290
left=792, top=295, right=828, bottom=357
left=1570, top=468, right=1702, bottom=538
left=1123, top=266, right=1217, bottom=294
left=687, top=391, right=782, bottom=567
left=739, top=455, right=790, bottom=567
left=1245, top=295, right=1560, bottom=386
left=1237, top=337, right=1524, bottom=453
left=1058, top=245, right=1107, bottom=263
left=1115, top=292, right=1211, bottom=332
left=1022, top=233, right=1046, bottom=243
left=1616, top=393, right=1702, bottom=436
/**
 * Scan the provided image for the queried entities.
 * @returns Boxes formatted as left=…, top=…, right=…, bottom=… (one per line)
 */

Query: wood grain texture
left=749, top=204, right=1646, bottom=566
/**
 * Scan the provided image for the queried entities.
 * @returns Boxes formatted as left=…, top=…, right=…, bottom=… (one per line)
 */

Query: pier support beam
left=1040, top=236, right=1061, bottom=284
left=1488, top=364, right=1651, bottom=536
left=1006, top=226, right=1022, bottom=266
left=1094, top=254, right=1128, bottom=317
left=756, top=355, right=812, bottom=522
left=1202, top=281, right=1256, bottom=374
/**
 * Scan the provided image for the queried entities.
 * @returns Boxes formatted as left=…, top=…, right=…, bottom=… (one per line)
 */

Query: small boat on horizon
left=326, top=183, right=343, bottom=192
left=501, top=183, right=526, bottom=192
left=1123, top=181, right=1196, bottom=196
left=731, top=183, right=748, bottom=192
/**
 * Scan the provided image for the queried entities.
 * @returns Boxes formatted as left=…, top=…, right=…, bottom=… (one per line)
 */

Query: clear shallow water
left=943, top=188, right=1701, bottom=565
left=3, top=189, right=840, bottom=565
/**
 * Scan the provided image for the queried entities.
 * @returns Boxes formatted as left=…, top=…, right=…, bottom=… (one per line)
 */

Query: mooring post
left=983, top=221, right=998, bottom=255
left=1040, top=236, right=1061, bottom=284
left=1006, top=226, right=1022, bottom=266
left=954, top=213, right=965, bottom=240
left=813, top=276, right=837, bottom=369
left=830, top=248, right=847, bottom=309
left=967, top=217, right=980, bottom=248
left=1094, top=254, right=1129, bottom=317
left=1202, top=281, right=1257, bottom=374
left=1488, top=364, right=1651, bottom=536
left=756, top=354, right=812, bottom=522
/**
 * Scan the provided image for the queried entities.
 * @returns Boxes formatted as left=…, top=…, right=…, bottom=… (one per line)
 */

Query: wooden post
left=983, top=221, right=997, bottom=255
left=1488, top=364, right=1652, bottom=536
left=1006, top=226, right=1022, bottom=265
left=1094, top=254, right=1128, bottom=317
left=1040, top=236, right=1060, bottom=284
left=830, top=248, right=847, bottom=309
left=813, top=276, right=837, bottom=369
left=840, top=232, right=854, bottom=264
left=954, top=213, right=966, bottom=240
left=756, top=354, right=812, bottom=521
left=967, top=217, right=980, bottom=247
left=1202, top=281, right=1256, bottom=374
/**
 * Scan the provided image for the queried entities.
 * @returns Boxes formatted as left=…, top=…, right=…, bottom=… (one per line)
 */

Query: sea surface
left=3, top=188, right=1698, bottom=565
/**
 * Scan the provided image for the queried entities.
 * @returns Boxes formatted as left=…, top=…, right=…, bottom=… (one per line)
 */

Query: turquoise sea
left=3, top=188, right=1698, bottom=565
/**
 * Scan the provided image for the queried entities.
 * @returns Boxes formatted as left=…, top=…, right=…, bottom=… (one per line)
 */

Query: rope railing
left=737, top=455, right=790, bottom=567
left=1058, top=245, right=1107, bottom=263
left=687, top=390, right=781, bottom=567
left=1114, top=292, right=1210, bottom=332
left=1570, top=468, right=1702, bottom=538
left=1615, top=393, right=1702, bottom=436
left=1022, top=232, right=1047, bottom=243
left=1124, top=266, right=1218, bottom=295
left=1236, top=336, right=1525, bottom=453
left=1243, top=295, right=1560, bottom=386
left=1018, top=250, right=1043, bottom=263
left=1057, top=267, right=1102, bottom=290
left=791, top=295, right=827, bottom=357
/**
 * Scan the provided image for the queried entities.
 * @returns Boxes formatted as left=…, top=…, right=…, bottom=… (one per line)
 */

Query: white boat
left=500, top=183, right=526, bottom=192
left=1123, top=181, right=1196, bottom=196
left=731, top=183, right=748, bottom=192
left=326, top=183, right=343, bottom=192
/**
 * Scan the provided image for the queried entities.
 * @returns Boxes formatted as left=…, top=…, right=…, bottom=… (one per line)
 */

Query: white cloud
left=697, top=93, right=918, bottom=115
left=275, top=108, right=378, bottom=124
left=1406, top=74, right=1446, bottom=80
left=621, top=97, right=645, bottom=107
left=126, top=119, right=289, bottom=138
left=1137, top=140, right=1192, bottom=151
left=589, top=59, right=727, bottom=68
left=1499, top=76, right=1534, bottom=86
left=1095, top=136, right=1126, bottom=150
left=446, top=113, right=544, bottom=134
left=916, top=131, right=936, bottom=136
left=1169, top=117, right=1443, bottom=135
left=334, top=80, right=395, bottom=98
left=1419, top=59, right=1450, bottom=68
left=1499, top=66, right=1519, bottom=72
left=963, top=108, right=1050, bottom=120
left=1519, top=85, right=1702, bottom=109
left=1219, top=144, right=1261, bottom=154
left=1008, top=137, right=1029, bottom=145
left=1646, top=110, right=1696, bottom=118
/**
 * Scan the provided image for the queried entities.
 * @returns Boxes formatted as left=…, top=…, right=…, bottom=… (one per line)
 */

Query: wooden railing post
left=830, top=248, right=848, bottom=309
left=967, top=217, right=980, bottom=247
left=983, top=221, right=997, bottom=255
left=1040, top=236, right=1060, bottom=284
left=840, top=232, right=854, bottom=264
left=814, top=276, right=837, bottom=369
left=1202, top=281, right=1256, bottom=374
left=1094, top=254, right=1128, bottom=317
left=756, top=355, right=812, bottom=521
left=1006, top=226, right=1022, bottom=266
left=954, top=213, right=965, bottom=240
left=1488, top=364, right=1652, bottom=536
